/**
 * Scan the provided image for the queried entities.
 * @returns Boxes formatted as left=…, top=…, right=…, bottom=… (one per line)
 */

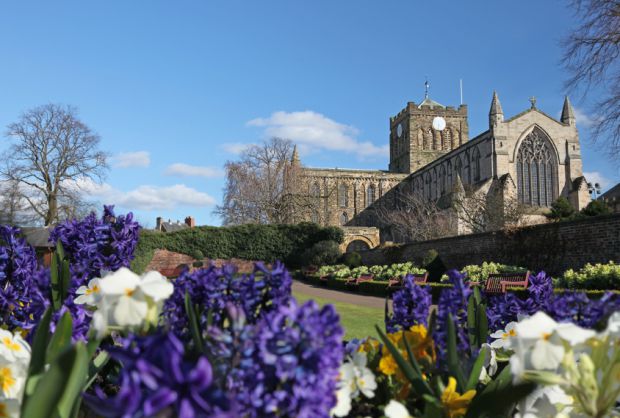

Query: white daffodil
left=384, top=400, right=412, bottom=418
left=74, top=277, right=102, bottom=306
left=331, top=385, right=352, bottom=417
left=605, top=311, right=620, bottom=338
left=490, top=321, right=517, bottom=349
left=339, top=351, right=377, bottom=399
left=93, top=268, right=173, bottom=334
left=478, top=343, right=498, bottom=382
left=515, top=385, right=572, bottom=418
left=0, top=329, right=31, bottom=365
left=512, top=312, right=565, bottom=371
left=0, top=398, right=20, bottom=418
left=0, top=356, right=26, bottom=399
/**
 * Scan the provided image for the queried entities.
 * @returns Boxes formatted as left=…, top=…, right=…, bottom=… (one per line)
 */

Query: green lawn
left=293, top=291, right=385, bottom=340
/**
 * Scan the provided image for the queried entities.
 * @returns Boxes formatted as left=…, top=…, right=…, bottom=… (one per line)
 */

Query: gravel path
left=292, top=279, right=390, bottom=310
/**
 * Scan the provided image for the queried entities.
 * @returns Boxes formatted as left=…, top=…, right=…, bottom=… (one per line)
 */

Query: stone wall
left=359, top=214, right=620, bottom=276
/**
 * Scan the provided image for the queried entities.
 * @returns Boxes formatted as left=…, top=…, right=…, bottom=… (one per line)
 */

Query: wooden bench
left=484, top=271, right=530, bottom=294
left=302, top=265, right=318, bottom=279
left=387, top=272, right=429, bottom=289
left=345, top=274, right=374, bottom=287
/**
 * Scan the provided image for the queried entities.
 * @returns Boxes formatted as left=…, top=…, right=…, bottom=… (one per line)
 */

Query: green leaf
left=50, top=251, right=61, bottom=311
left=55, top=241, right=66, bottom=261
left=85, top=350, right=109, bottom=390
left=60, top=259, right=71, bottom=303
left=46, top=311, right=73, bottom=363
left=184, top=291, right=204, bottom=353
left=422, top=395, right=444, bottom=418
left=447, top=314, right=466, bottom=392
left=465, top=345, right=487, bottom=391
left=21, top=345, right=77, bottom=418
left=28, top=308, right=52, bottom=376
left=56, top=343, right=90, bottom=418
left=465, top=365, right=536, bottom=418
left=467, top=293, right=477, bottom=348
left=375, top=325, right=433, bottom=397
left=476, top=303, right=488, bottom=350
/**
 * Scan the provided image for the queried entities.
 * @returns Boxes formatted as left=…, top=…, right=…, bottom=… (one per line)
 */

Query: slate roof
left=20, top=227, right=53, bottom=248
left=160, top=221, right=189, bottom=233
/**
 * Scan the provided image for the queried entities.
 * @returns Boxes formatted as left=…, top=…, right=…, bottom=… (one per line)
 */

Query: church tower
left=389, top=82, right=469, bottom=173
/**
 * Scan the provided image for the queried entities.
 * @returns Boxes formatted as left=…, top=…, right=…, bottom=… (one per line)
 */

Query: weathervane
left=424, top=79, right=430, bottom=99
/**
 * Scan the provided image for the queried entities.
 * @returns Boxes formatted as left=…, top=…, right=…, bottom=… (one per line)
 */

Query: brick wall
left=145, top=249, right=262, bottom=277
left=359, top=214, right=620, bottom=275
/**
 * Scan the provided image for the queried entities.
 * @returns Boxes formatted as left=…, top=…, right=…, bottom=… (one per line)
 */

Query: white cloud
left=220, top=142, right=253, bottom=155
left=247, top=111, right=389, bottom=159
left=164, top=163, right=224, bottom=178
left=112, top=151, right=151, bottom=168
left=583, top=171, right=612, bottom=191
left=573, top=107, right=598, bottom=128
left=72, top=178, right=215, bottom=211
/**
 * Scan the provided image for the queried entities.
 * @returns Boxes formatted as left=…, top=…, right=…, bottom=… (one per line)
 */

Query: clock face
left=432, top=116, right=446, bottom=131
left=396, top=123, right=403, bottom=138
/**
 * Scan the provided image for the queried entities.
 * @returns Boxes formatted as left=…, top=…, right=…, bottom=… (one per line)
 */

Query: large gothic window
left=472, top=147, right=481, bottom=182
left=338, top=184, right=348, bottom=207
left=366, top=184, right=376, bottom=207
left=516, top=128, right=557, bottom=207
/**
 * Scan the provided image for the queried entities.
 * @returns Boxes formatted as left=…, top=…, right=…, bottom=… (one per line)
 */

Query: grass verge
left=293, top=291, right=384, bottom=341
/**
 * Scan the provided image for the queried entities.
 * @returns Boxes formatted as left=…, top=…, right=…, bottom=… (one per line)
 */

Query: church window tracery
left=338, top=184, right=348, bottom=207
left=472, top=147, right=481, bottom=181
left=516, top=128, right=557, bottom=207
left=366, top=184, right=376, bottom=207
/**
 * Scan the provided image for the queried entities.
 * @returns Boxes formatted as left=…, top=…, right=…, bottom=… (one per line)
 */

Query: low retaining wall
left=359, top=214, right=620, bottom=276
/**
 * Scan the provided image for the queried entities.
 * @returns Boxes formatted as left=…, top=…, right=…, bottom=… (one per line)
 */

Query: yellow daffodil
left=441, top=377, right=476, bottom=418
left=358, top=337, right=380, bottom=354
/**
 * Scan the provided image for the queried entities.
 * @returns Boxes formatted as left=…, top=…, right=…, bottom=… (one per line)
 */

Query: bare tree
left=563, top=0, right=620, bottom=157
left=375, top=191, right=454, bottom=242
left=1, top=104, right=108, bottom=225
left=452, top=185, right=526, bottom=233
left=215, top=138, right=319, bottom=225
left=0, top=180, right=37, bottom=225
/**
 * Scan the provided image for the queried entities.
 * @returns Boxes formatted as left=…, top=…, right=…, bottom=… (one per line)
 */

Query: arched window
left=423, top=128, right=432, bottom=150
left=443, top=129, right=452, bottom=150
left=311, top=210, right=319, bottom=224
left=463, top=151, right=470, bottom=184
left=366, top=184, right=376, bottom=207
left=440, top=165, right=447, bottom=195
left=447, top=160, right=453, bottom=190
left=339, top=212, right=348, bottom=225
left=417, top=129, right=424, bottom=149
left=472, top=147, right=481, bottom=181
left=431, top=169, right=437, bottom=199
left=424, top=173, right=431, bottom=199
left=338, top=184, right=348, bottom=207
left=516, top=128, right=557, bottom=207
left=454, top=157, right=462, bottom=182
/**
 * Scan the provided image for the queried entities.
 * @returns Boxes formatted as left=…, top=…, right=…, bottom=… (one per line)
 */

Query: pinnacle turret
left=561, top=96, right=576, bottom=126
left=291, top=145, right=300, bottom=165
left=489, top=90, right=504, bottom=127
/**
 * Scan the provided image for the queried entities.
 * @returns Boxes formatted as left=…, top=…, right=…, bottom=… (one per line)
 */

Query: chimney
left=185, top=216, right=196, bottom=228
left=156, top=217, right=162, bottom=231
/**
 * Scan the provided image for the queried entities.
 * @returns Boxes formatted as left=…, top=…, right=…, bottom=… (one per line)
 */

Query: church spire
left=489, top=90, right=504, bottom=127
left=561, top=95, right=576, bottom=126
left=291, top=144, right=300, bottom=165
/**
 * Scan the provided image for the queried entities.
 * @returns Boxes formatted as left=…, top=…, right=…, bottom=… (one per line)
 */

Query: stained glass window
left=516, top=128, right=557, bottom=206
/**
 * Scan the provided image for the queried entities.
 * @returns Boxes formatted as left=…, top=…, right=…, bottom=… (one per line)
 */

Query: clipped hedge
left=555, top=262, right=620, bottom=290
left=132, top=222, right=344, bottom=273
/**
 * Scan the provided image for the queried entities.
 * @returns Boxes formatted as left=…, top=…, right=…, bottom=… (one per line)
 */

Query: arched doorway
left=346, top=239, right=370, bottom=253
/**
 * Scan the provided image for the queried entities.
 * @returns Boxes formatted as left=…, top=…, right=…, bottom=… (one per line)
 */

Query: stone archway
left=340, top=226, right=380, bottom=253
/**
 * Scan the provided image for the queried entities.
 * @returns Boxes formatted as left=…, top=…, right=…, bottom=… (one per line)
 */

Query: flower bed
left=1, top=207, right=619, bottom=417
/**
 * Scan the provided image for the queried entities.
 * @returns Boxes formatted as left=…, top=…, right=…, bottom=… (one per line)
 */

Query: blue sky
left=1, top=1, right=617, bottom=226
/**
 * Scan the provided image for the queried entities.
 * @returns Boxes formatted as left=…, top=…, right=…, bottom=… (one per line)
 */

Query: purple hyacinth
left=49, top=205, right=140, bottom=288
left=163, top=261, right=292, bottom=343
left=222, top=299, right=344, bottom=418
left=0, top=225, right=50, bottom=332
left=386, top=275, right=432, bottom=333
left=84, top=331, right=233, bottom=418
left=548, top=291, right=620, bottom=328
left=434, top=269, right=471, bottom=362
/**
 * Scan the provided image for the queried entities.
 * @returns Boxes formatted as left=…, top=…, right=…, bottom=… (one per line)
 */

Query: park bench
left=484, top=271, right=530, bottom=294
left=302, top=265, right=318, bottom=279
left=387, top=272, right=429, bottom=290
left=345, top=274, right=374, bottom=288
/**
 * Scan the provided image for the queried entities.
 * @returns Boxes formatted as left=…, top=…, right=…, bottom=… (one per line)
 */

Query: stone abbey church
left=291, top=91, right=590, bottom=247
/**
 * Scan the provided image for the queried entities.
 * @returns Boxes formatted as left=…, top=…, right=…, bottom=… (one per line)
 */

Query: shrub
left=556, top=262, right=620, bottom=290
left=302, top=240, right=342, bottom=267
left=441, top=262, right=527, bottom=282
left=341, top=251, right=362, bottom=268
left=546, top=196, right=576, bottom=221
left=581, top=199, right=612, bottom=217
left=133, top=222, right=344, bottom=273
